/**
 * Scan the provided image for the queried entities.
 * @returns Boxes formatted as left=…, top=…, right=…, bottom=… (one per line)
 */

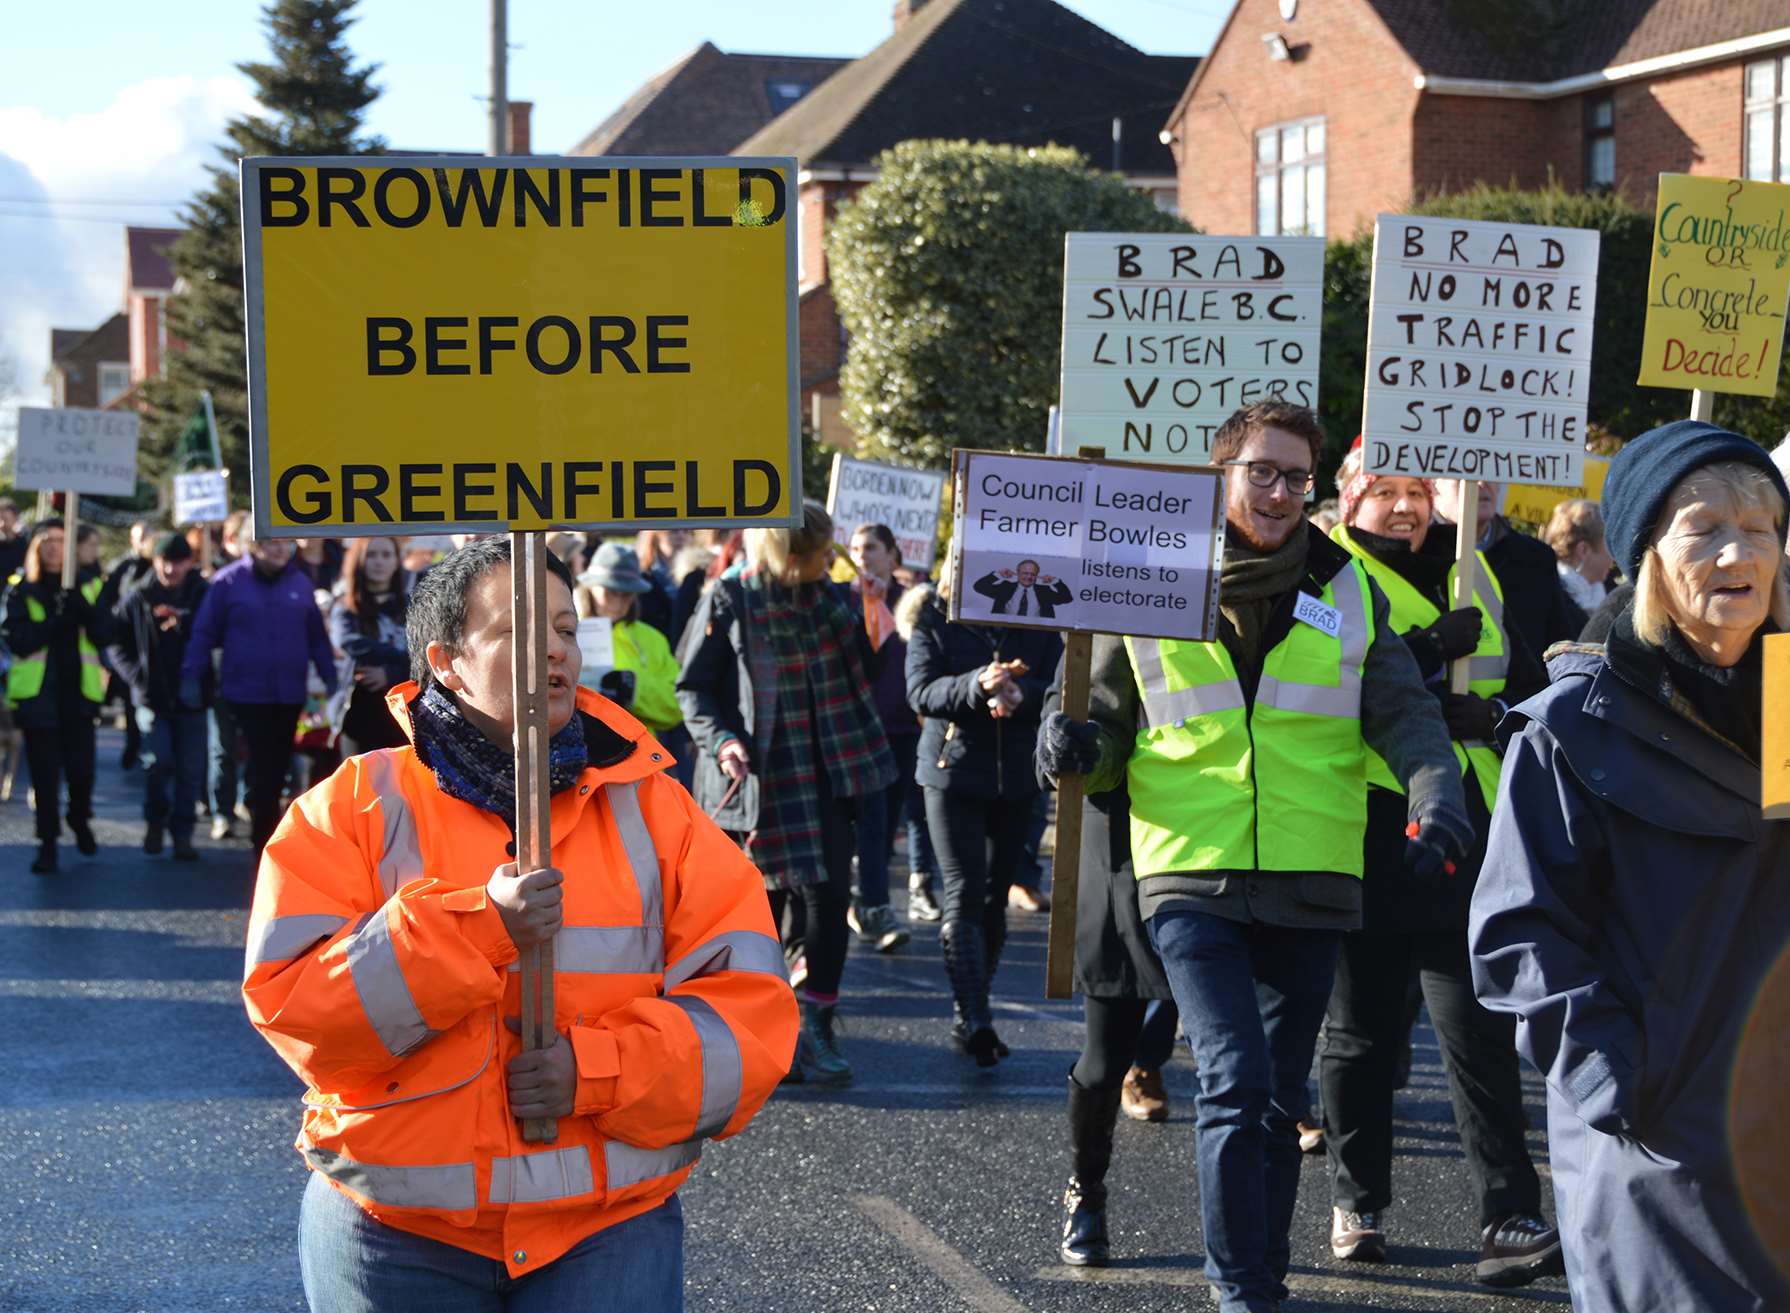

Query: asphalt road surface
left=1, top=727, right=1572, bottom=1312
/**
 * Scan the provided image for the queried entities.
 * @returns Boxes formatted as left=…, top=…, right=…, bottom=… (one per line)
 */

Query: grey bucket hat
left=579, top=541, right=653, bottom=593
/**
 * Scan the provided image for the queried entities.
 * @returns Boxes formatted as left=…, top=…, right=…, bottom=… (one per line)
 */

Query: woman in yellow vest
left=575, top=543, right=688, bottom=775
left=1, top=519, right=116, bottom=873
left=1323, top=441, right=1558, bottom=1285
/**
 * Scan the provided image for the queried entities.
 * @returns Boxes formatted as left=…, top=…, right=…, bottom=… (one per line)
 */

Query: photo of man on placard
left=973, top=560, right=1072, bottom=618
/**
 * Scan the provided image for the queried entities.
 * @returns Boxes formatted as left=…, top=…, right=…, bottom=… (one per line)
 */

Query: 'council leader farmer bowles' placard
left=950, top=450, right=1224, bottom=642
left=241, top=156, right=799, bottom=536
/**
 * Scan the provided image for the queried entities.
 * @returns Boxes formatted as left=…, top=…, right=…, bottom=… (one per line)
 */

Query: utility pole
left=489, top=0, right=508, bottom=155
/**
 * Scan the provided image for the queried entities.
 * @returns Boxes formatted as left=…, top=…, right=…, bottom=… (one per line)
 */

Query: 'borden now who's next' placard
left=1363, top=215, right=1599, bottom=486
left=948, top=450, right=1224, bottom=643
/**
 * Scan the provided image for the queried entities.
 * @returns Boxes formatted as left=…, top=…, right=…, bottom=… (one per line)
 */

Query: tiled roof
left=1368, top=0, right=1789, bottom=84
left=734, top=0, right=1197, bottom=176
left=49, top=313, right=129, bottom=366
left=571, top=42, right=851, bottom=157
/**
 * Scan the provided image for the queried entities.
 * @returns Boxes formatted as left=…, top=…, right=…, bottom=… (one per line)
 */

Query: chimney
left=506, top=100, right=533, bottom=154
left=892, top=0, right=933, bottom=30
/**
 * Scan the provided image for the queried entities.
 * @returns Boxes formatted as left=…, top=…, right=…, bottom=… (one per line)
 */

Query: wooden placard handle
left=510, top=529, right=558, bottom=1143
left=61, top=492, right=79, bottom=591
left=1449, top=482, right=1479, bottom=696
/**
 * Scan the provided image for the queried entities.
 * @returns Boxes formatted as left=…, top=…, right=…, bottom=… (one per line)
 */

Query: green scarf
left=1219, top=524, right=1310, bottom=673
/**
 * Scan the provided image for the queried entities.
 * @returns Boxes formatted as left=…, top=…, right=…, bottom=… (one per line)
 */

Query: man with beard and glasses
left=1037, top=401, right=1467, bottom=1313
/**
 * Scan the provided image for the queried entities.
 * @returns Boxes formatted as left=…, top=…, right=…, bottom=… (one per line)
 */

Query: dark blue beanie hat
left=1600, top=420, right=1789, bottom=579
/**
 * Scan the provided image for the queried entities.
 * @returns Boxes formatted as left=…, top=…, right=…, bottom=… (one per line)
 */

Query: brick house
left=732, top=0, right=1197, bottom=433
left=1164, top=0, right=1790, bottom=240
left=46, top=314, right=130, bottom=410
left=123, top=226, right=179, bottom=388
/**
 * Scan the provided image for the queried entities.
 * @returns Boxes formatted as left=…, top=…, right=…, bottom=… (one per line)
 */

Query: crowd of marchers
left=4, top=399, right=1788, bottom=1313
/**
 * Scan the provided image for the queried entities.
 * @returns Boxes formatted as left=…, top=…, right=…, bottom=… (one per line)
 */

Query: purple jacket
left=180, top=556, right=338, bottom=704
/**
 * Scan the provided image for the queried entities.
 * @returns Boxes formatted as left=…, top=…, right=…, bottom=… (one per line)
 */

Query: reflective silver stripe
left=604, top=1138, right=701, bottom=1191
left=666, top=994, right=742, bottom=1139
left=1464, top=557, right=1510, bottom=686
left=364, top=750, right=424, bottom=899
left=345, top=908, right=436, bottom=1058
left=1256, top=564, right=1370, bottom=719
left=663, top=930, right=787, bottom=990
left=488, top=1145, right=595, bottom=1204
left=1131, top=637, right=1247, bottom=728
left=1469, top=654, right=1509, bottom=683
left=303, top=1144, right=476, bottom=1210
left=606, top=781, right=663, bottom=928
left=514, top=924, right=663, bottom=975
left=244, top=913, right=349, bottom=973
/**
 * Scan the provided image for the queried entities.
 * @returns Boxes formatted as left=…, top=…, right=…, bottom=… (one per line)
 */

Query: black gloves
left=1440, top=692, right=1501, bottom=742
left=597, top=668, right=636, bottom=710
left=1037, top=712, right=1101, bottom=779
left=1403, top=810, right=1472, bottom=879
left=1425, top=607, right=1484, bottom=662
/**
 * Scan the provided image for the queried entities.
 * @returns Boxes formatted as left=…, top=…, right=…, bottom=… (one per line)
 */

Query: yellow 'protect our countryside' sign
left=1639, top=173, right=1790, bottom=397
left=241, top=156, right=799, bottom=536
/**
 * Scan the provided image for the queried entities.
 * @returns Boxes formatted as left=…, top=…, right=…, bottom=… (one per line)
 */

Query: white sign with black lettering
left=1058, top=233, right=1323, bottom=464
left=825, top=454, right=947, bottom=573
left=14, top=406, right=140, bottom=495
left=174, top=470, right=230, bottom=525
left=949, top=449, right=1225, bottom=642
left=1292, top=591, right=1342, bottom=637
left=1362, top=215, right=1599, bottom=486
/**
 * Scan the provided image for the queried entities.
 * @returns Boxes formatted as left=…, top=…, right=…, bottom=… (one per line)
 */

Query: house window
left=97, top=362, right=131, bottom=407
left=1585, top=94, right=1615, bottom=191
left=766, top=79, right=811, bottom=116
left=1255, top=117, right=1325, bottom=236
left=1744, top=56, right=1790, bottom=182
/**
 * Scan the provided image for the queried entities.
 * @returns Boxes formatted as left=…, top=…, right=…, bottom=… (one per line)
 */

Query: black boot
left=1061, top=1073, right=1124, bottom=1266
left=31, top=841, right=58, bottom=874
left=940, top=920, right=999, bottom=1065
left=70, top=819, right=97, bottom=856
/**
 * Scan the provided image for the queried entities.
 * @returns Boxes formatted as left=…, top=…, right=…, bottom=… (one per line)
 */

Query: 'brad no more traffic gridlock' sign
left=1362, top=215, right=1600, bottom=487
left=948, top=449, right=1225, bottom=643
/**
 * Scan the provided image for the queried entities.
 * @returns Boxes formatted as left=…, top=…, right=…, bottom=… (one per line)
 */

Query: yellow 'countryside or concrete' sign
left=1502, top=456, right=1610, bottom=526
left=1639, top=173, right=1790, bottom=397
left=241, top=156, right=799, bottom=536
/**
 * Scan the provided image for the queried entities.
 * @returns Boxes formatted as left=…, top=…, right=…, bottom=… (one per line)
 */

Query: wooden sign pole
left=510, top=528, right=557, bottom=1143
left=1044, top=441, right=1112, bottom=1000
left=1449, top=481, right=1480, bottom=695
left=1690, top=388, right=1715, bottom=422
left=61, top=492, right=79, bottom=590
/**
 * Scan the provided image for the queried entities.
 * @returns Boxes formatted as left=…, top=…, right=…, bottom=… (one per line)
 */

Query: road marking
left=1033, top=1264, right=1572, bottom=1305
left=0, top=979, right=241, bottom=1002
left=854, top=1195, right=1031, bottom=1313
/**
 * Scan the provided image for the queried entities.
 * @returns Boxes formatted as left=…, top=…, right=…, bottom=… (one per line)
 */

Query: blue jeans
left=299, top=1171, right=684, bottom=1312
left=208, top=699, right=242, bottom=816
left=138, top=707, right=207, bottom=839
left=1147, top=910, right=1340, bottom=1313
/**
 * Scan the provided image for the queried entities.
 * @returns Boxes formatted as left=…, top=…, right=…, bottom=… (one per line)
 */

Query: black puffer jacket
left=901, top=585, right=1061, bottom=801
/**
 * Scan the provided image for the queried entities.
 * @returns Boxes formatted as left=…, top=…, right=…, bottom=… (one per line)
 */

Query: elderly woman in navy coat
left=1470, top=420, right=1790, bottom=1312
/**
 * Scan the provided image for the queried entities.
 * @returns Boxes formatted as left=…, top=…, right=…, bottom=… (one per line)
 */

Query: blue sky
left=0, top=1, right=1227, bottom=424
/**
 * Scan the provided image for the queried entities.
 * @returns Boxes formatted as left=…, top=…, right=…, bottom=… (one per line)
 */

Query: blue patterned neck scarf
left=410, top=683, right=588, bottom=820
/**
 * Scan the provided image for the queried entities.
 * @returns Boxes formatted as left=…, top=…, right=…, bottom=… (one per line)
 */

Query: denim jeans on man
left=1147, top=910, right=1340, bottom=1313
left=299, top=1171, right=684, bottom=1312
left=138, top=706, right=207, bottom=839
left=208, top=699, right=242, bottom=817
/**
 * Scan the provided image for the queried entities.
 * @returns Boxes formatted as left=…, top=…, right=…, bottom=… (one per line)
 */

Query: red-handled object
left=1406, top=821, right=1457, bottom=875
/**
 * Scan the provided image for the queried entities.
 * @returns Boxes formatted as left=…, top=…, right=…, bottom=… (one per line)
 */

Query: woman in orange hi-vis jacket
left=242, top=537, right=797, bottom=1313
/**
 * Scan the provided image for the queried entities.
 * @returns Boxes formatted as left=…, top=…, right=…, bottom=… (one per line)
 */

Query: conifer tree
left=144, top=0, right=381, bottom=486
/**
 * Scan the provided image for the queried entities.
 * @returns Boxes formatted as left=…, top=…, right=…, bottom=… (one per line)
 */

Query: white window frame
left=97, top=361, right=131, bottom=407
left=1254, top=116, right=1326, bottom=237
left=1585, top=93, right=1615, bottom=192
left=1744, top=55, right=1790, bottom=183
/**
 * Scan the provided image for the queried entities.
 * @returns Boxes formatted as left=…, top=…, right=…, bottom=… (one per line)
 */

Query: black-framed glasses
left=1223, top=460, right=1314, bottom=496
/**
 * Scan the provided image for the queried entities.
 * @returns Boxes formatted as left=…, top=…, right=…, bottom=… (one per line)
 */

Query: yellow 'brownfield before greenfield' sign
left=1638, top=173, right=1790, bottom=398
left=241, top=155, right=799, bottom=536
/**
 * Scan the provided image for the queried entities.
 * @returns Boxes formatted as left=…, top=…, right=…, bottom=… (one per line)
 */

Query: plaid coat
left=676, top=572, right=894, bottom=888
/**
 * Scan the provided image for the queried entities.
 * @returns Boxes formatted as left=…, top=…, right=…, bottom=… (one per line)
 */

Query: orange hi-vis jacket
left=242, top=682, right=796, bottom=1276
